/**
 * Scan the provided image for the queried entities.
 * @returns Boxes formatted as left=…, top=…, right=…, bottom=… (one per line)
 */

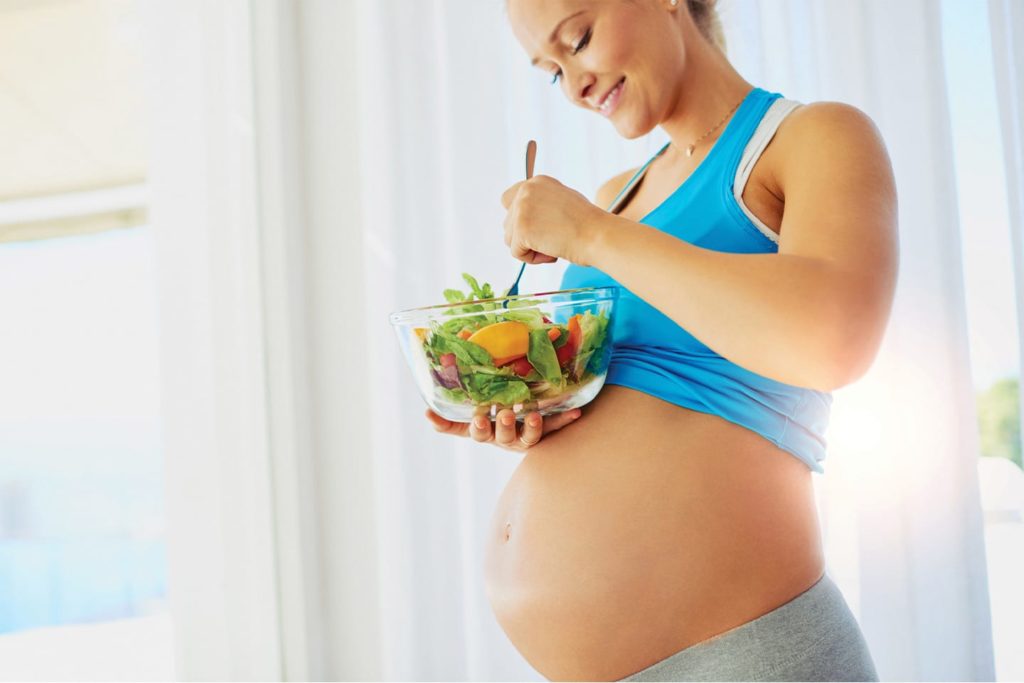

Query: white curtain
left=989, top=0, right=1024, bottom=476
left=719, top=2, right=994, bottom=680
left=229, top=0, right=998, bottom=679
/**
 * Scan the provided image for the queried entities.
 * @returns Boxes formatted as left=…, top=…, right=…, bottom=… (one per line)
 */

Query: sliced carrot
left=567, top=315, right=582, bottom=352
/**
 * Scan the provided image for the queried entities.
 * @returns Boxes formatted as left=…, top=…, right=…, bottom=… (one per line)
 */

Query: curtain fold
left=726, top=3, right=995, bottom=679
left=989, top=0, right=1024, bottom=492
left=298, top=0, right=998, bottom=679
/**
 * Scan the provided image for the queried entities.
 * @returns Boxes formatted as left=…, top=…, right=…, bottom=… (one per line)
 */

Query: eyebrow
left=530, top=10, right=586, bottom=66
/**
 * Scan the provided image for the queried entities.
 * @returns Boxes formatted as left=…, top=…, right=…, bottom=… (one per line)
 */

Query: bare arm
left=579, top=103, right=899, bottom=392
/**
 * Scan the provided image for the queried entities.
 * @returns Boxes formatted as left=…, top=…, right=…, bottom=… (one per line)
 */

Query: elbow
left=826, top=351, right=868, bottom=392
left=826, top=288, right=895, bottom=391
left=824, top=325, right=883, bottom=392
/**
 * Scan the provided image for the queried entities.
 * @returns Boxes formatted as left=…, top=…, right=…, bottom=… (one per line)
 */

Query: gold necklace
left=683, top=95, right=746, bottom=157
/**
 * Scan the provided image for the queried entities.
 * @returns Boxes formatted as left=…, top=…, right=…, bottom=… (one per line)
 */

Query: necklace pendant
left=686, top=144, right=695, bottom=157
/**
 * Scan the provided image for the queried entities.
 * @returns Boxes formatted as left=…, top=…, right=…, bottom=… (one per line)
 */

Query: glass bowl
left=389, top=285, right=620, bottom=422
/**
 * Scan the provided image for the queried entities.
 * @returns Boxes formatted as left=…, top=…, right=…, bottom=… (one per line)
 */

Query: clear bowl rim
left=388, top=285, right=620, bottom=325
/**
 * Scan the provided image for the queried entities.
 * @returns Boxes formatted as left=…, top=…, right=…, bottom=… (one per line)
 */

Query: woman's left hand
left=500, top=175, right=603, bottom=267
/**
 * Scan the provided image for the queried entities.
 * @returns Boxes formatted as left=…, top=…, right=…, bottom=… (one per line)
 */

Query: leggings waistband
left=619, top=572, right=879, bottom=681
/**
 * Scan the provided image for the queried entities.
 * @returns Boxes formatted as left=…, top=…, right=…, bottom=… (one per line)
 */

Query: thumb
left=425, top=408, right=469, bottom=437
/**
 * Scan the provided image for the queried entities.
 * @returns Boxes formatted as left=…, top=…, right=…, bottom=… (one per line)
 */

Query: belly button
left=504, top=522, right=512, bottom=542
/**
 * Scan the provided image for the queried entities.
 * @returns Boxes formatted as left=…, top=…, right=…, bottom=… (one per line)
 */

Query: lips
left=597, top=77, right=625, bottom=113
left=597, top=77, right=625, bottom=116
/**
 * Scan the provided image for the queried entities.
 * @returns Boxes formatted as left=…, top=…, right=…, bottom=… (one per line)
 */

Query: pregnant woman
left=425, top=0, right=897, bottom=680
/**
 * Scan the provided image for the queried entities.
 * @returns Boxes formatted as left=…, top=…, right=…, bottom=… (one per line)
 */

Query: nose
left=565, top=69, right=596, bottom=105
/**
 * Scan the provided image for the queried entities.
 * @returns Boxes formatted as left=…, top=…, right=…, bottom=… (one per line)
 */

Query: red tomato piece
left=510, top=356, right=534, bottom=377
left=555, top=342, right=574, bottom=367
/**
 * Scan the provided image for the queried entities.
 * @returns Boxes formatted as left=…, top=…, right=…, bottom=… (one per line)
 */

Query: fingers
left=519, top=411, right=543, bottom=446
left=541, top=408, right=583, bottom=435
left=501, top=181, right=525, bottom=210
left=493, top=409, right=518, bottom=447
left=427, top=408, right=499, bottom=444
left=523, top=251, right=558, bottom=265
left=469, top=413, right=493, bottom=443
left=426, top=406, right=584, bottom=450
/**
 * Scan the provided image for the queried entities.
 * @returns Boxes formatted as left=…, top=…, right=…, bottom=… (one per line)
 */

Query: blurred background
left=0, top=0, right=1021, bottom=680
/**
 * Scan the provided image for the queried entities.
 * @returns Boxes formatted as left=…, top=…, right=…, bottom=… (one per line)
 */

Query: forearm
left=582, top=214, right=863, bottom=392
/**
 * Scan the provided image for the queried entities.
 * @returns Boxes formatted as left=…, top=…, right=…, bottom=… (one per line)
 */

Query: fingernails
left=528, top=415, right=541, bottom=427
left=474, top=417, right=488, bottom=429
left=501, top=415, right=514, bottom=426
left=571, top=410, right=582, bottom=419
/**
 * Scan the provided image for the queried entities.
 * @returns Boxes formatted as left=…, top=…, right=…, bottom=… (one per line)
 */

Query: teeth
left=600, top=80, right=622, bottom=112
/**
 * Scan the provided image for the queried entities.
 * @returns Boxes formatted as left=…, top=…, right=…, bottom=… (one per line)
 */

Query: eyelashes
left=550, top=27, right=592, bottom=85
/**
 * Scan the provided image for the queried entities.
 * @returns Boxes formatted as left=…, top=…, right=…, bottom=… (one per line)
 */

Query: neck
left=660, top=34, right=753, bottom=162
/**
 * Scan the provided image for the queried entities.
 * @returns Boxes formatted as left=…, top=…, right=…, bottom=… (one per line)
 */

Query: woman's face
left=507, top=0, right=688, bottom=139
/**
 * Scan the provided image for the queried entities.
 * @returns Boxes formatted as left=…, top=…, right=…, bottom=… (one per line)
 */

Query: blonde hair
left=687, top=0, right=726, bottom=55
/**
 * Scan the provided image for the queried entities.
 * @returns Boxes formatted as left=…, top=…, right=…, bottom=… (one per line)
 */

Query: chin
left=612, top=118, right=653, bottom=140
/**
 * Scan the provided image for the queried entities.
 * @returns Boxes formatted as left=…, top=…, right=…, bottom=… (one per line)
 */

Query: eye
left=549, top=27, right=592, bottom=86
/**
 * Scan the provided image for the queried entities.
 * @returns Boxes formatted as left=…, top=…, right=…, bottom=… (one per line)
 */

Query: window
left=0, top=0, right=172, bottom=678
left=941, top=1, right=1024, bottom=680
left=0, top=225, right=172, bottom=679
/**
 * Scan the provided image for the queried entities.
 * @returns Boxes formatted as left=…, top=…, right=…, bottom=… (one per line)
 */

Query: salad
left=414, top=272, right=611, bottom=409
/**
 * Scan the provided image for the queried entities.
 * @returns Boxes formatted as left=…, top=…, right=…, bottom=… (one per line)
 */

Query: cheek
left=597, top=29, right=636, bottom=72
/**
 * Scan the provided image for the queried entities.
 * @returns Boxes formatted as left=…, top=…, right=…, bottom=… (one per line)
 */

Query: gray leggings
left=618, top=572, right=880, bottom=681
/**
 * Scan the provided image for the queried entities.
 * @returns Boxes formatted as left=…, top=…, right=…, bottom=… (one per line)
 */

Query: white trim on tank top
left=732, top=97, right=803, bottom=245
left=607, top=97, right=803, bottom=245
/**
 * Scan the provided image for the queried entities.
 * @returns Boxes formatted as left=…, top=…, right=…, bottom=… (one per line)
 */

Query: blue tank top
left=560, top=86, right=832, bottom=474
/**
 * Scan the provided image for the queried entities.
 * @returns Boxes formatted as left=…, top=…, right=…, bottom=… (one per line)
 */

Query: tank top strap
left=605, top=140, right=671, bottom=213
left=711, top=88, right=783, bottom=187
left=604, top=87, right=782, bottom=214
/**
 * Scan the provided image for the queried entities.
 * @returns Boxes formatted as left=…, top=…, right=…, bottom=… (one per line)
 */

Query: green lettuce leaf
left=443, top=289, right=467, bottom=304
left=432, top=331, right=494, bottom=367
left=574, top=310, right=611, bottom=377
left=506, top=297, right=545, bottom=308
left=499, top=307, right=547, bottom=330
left=462, top=372, right=531, bottom=404
left=577, top=310, right=609, bottom=356
left=485, top=380, right=533, bottom=405
left=462, top=272, right=487, bottom=300
left=550, top=326, right=569, bottom=348
left=438, top=386, right=470, bottom=403
left=464, top=363, right=516, bottom=377
left=527, top=328, right=564, bottom=389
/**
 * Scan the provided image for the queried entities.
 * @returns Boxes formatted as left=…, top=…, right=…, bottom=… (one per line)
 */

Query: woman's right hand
left=425, top=406, right=582, bottom=452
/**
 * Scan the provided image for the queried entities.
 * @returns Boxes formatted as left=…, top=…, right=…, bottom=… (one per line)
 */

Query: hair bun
left=687, top=0, right=727, bottom=54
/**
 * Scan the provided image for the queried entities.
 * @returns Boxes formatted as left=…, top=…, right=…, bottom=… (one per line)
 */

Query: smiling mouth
left=598, top=77, right=625, bottom=114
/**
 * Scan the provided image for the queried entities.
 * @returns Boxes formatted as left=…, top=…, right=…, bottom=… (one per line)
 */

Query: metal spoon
left=502, top=139, right=537, bottom=308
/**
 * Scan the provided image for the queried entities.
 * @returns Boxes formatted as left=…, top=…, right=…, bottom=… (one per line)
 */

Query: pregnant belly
left=483, top=385, right=826, bottom=682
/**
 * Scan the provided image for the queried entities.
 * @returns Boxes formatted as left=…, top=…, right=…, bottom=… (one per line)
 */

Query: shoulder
left=593, top=167, right=641, bottom=211
left=783, top=101, right=887, bottom=149
left=772, top=101, right=893, bottom=191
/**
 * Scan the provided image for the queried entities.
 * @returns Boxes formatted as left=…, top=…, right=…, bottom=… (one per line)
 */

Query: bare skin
left=428, top=145, right=827, bottom=681
left=425, top=406, right=581, bottom=451
left=426, top=0, right=897, bottom=679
